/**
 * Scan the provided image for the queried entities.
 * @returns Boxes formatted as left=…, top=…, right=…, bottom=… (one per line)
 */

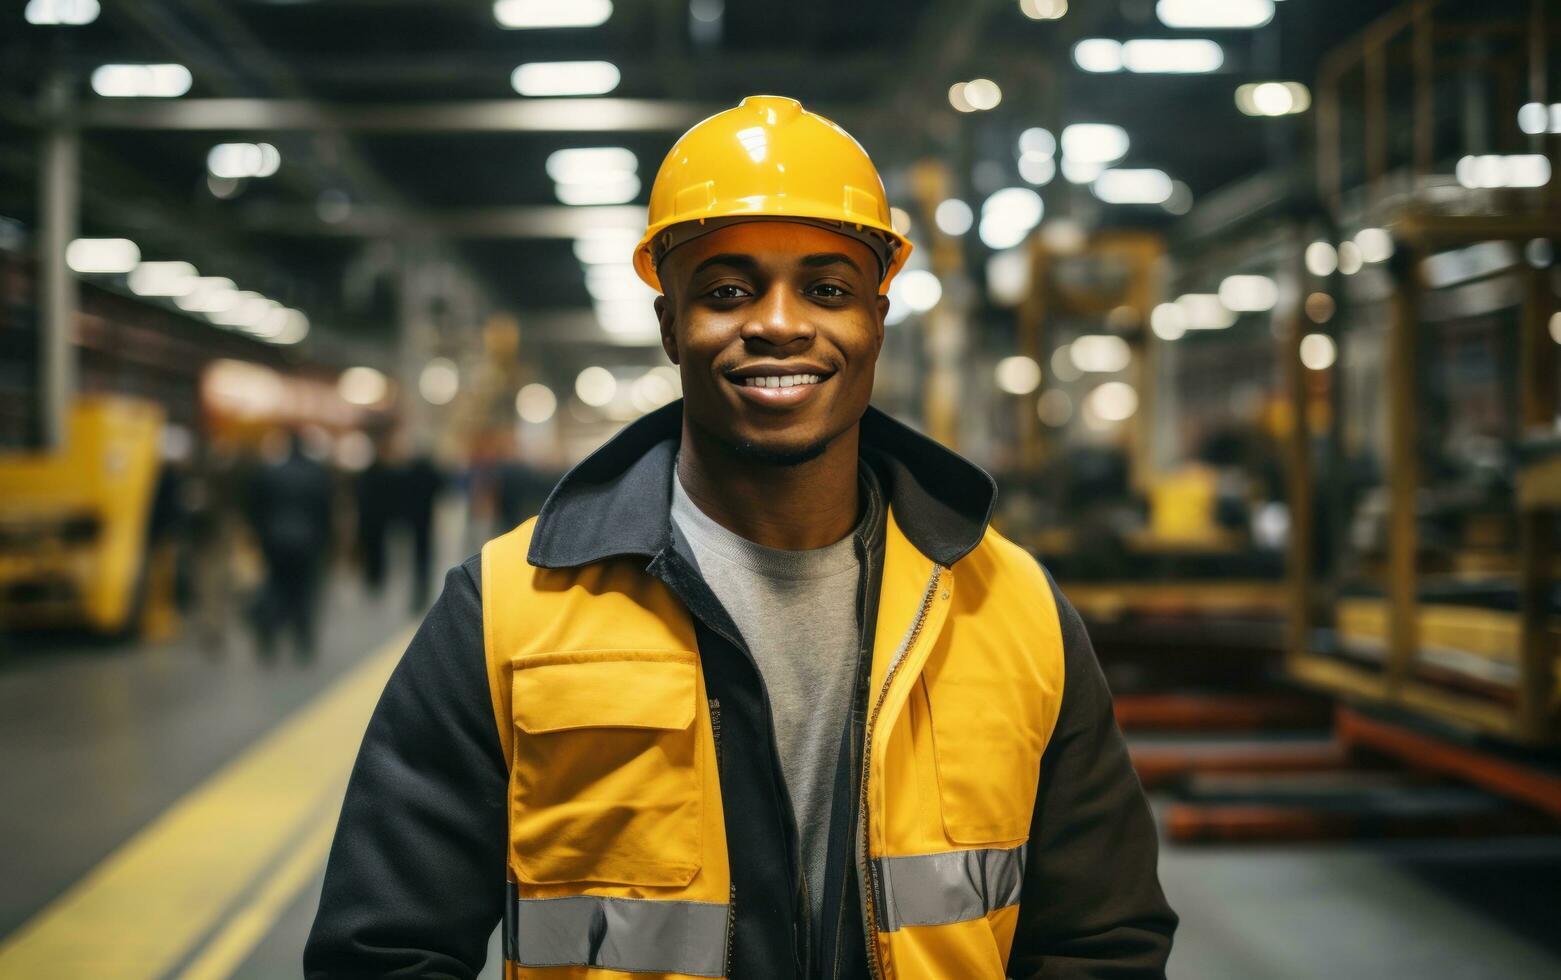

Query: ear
left=655, top=294, right=679, bottom=365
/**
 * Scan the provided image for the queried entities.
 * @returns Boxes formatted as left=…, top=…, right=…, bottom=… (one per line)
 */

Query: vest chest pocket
left=510, top=650, right=703, bottom=887
left=922, top=660, right=1047, bottom=846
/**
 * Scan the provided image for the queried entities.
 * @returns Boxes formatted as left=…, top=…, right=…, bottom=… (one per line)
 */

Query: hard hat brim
left=634, top=213, right=912, bottom=295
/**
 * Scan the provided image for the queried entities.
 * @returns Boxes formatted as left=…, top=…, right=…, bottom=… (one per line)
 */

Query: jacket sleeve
left=1008, top=565, right=1178, bottom=979
left=304, top=558, right=507, bottom=979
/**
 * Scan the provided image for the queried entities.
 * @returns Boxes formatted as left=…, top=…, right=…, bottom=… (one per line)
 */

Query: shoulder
left=957, top=523, right=1054, bottom=598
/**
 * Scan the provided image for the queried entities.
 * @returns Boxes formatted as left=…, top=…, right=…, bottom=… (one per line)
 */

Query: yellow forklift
left=0, top=395, right=167, bottom=636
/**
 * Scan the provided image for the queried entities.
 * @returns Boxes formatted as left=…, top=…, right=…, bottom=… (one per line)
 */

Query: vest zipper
left=709, top=697, right=737, bottom=979
left=857, top=564, right=943, bottom=980
left=724, top=879, right=737, bottom=980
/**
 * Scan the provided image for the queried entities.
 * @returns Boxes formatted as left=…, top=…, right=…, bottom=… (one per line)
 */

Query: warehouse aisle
left=1159, top=835, right=1561, bottom=978
left=5, top=573, right=1561, bottom=979
left=0, top=565, right=417, bottom=977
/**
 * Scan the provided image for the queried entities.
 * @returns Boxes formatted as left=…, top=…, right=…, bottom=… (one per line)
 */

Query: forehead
left=665, top=220, right=878, bottom=280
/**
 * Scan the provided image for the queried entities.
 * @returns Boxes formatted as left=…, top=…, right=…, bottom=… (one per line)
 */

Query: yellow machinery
left=0, top=395, right=164, bottom=634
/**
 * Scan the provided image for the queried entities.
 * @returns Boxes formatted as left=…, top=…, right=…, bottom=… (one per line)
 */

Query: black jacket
left=305, top=403, right=1176, bottom=979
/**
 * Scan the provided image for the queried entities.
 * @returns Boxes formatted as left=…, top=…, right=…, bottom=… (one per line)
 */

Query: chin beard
left=719, top=432, right=834, bottom=468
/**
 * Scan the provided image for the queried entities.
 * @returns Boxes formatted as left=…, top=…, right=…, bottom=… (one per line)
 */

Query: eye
left=809, top=282, right=850, bottom=299
left=707, top=283, right=750, bottom=300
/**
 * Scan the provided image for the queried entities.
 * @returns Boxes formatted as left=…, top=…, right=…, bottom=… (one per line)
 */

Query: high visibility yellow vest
left=481, top=506, right=1065, bottom=979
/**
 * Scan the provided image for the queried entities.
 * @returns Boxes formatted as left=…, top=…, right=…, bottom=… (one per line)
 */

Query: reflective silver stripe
left=507, top=893, right=730, bottom=977
left=871, top=843, right=1028, bottom=932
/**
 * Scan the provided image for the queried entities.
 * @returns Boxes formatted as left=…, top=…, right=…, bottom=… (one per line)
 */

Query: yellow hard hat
left=634, top=95, right=912, bottom=294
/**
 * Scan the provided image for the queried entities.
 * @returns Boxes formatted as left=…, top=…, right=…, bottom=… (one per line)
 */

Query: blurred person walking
left=308, top=97, right=1174, bottom=979
left=399, top=449, right=444, bottom=612
left=244, top=430, right=333, bottom=662
left=353, top=442, right=397, bottom=596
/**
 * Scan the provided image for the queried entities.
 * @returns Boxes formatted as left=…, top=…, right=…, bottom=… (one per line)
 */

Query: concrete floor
left=2, top=550, right=1559, bottom=978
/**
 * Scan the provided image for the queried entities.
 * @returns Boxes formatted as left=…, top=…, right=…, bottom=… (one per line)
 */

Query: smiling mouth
left=735, top=373, right=825, bottom=389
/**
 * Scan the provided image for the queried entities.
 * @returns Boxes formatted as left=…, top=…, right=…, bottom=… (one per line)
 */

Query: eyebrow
left=689, top=251, right=863, bottom=277
left=690, top=253, right=761, bottom=277
left=799, top=252, right=863, bottom=273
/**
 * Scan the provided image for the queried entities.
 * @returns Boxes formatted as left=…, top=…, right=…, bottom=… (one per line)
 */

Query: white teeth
left=742, top=373, right=823, bottom=389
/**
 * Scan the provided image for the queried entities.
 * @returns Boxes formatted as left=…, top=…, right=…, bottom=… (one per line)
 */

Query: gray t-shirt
left=670, top=470, right=862, bottom=936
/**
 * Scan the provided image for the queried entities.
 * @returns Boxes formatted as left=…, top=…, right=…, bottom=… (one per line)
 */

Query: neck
left=677, top=422, right=861, bottom=551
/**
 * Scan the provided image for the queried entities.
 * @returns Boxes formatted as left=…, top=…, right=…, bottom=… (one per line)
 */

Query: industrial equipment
left=0, top=396, right=165, bottom=635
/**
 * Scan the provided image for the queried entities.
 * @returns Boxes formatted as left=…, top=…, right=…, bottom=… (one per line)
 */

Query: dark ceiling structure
left=1, top=0, right=1407, bottom=363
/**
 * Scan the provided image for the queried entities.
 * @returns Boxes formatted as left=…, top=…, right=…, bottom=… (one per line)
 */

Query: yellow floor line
left=0, top=628, right=413, bottom=980
left=173, top=807, right=340, bottom=980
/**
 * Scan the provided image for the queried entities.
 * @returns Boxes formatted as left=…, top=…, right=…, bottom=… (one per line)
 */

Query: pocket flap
left=513, top=652, right=697, bottom=734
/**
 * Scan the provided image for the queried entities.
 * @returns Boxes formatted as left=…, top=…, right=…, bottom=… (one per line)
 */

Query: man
left=306, top=96, right=1175, bottom=979
left=245, top=429, right=332, bottom=662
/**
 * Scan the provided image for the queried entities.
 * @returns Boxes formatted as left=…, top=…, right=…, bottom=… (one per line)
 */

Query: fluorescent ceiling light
left=173, top=277, right=238, bottom=313
left=584, top=265, right=651, bottom=302
left=986, top=250, right=1032, bottom=307
left=1073, top=39, right=1123, bottom=73
left=575, top=366, right=618, bottom=405
left=272, top=309, right=310, bottom=345
left=516, top=383, right=557, bottom=424
left=1092, top=169, right=1174, bottom=204
left=1236, top=81, right=1310, bottom=116
left=511, top=61, right=620, bottom=97
left=548, top=147, right=639, bottom=205
left=964, top=78, right=1002, bottom=111
left=1300, top=334, right=1337, bottom=371
left=419, top=358, right=460, bottom=406
left=1019, top=153, right=1056, bottom=185
left=1354, top=228, right=1393, bottom=264
left=1516, top=102, right=1561, bottom=136
left=1217, top=274, right=1278, bottom=312
left=91, top=64, right=192, bottom=98
left=895, top=270, right=944, bottom=313
left=494, top=0, right=612, bottom=29
left=1305, top=241, right=1338, bottom=276
left=978, top=188, right=1044, bottom=250
left=556, top=175, right=641, bottom=205
left=1018, top=128, right=1056, bottom=157
left=339, top=367, right=388, bottom=406
left=1020, top=0, right=1068, bottom=20
left=1060, top=158, right=1104, bottom=184
left=1151, top=303, right=1187, bottom=340
left=65, top=237, right=139, bottom=274
left=1074, top=38, right=1223, bottom=74
left=594, top=303, right=661, bottom=343
left=1121, top=39, right=1223, bottom=73
left=208, top=143, right=281, bottom=179
left=128, top=261, right=199, bottom=297
left=1176, top=293, right=1236, bottom=330
left=994, top=355, right=1042, bottom=395
left=1060, top=124, right=1129, bottom=164
left=546, top=147, right=637, bottom=183
left=935, top=199, right=973, bottom=236
left=207, top=291, right=271, bottom=328
left=1085, top=381, right=1138, bottom=423
left=572, top=228, right=640, bottom=265
left=1157, top=0, right=1273, bottom=29
left=25, top=0, right=98, bottom=25
left=1455, top=154, right=1552, bottom=189
left=1069, top=335, right=1132, bottom=373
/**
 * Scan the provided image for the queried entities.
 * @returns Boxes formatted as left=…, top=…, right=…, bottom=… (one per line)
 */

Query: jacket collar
left=526, top=400, right=996, bottom=570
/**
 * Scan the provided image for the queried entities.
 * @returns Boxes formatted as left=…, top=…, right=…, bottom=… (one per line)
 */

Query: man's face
left=655, top=221, right=889, bottom=466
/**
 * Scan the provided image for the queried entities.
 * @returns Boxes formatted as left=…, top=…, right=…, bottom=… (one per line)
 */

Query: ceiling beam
left=76, top=98, right=719, bottom=133
left=239, top=204, right=648, bottom=238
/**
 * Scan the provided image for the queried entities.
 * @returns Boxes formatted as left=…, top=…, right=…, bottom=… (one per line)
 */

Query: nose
left=739, top=285, right=816, bottom=350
